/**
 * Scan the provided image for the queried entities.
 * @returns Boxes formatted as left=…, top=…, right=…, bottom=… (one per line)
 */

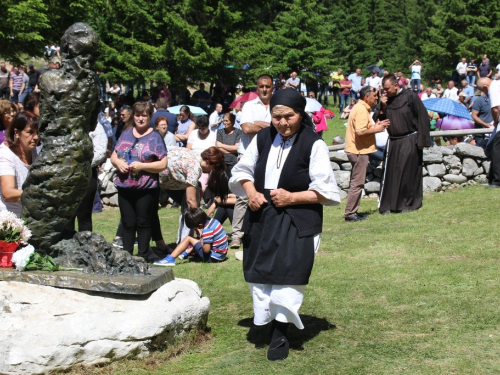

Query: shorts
left=192, top=242, right=226, bottom=263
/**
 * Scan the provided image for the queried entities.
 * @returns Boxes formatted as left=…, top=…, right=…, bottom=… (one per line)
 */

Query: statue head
left=60, top=23, right=98, bottom=61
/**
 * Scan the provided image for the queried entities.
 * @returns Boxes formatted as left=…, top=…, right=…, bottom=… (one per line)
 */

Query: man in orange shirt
left=344, top=86, right=390, bottom=222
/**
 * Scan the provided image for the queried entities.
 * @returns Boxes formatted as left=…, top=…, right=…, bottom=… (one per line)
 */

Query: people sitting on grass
left=154, top=207, right=228, bottom=266
left=206, top=193, right=237, bottom=225
left=340, top=98, right=356, bottom=119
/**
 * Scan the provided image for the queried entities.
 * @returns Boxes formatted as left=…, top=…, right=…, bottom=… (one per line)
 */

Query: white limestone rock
left=423, top=148, right=443, bottom=164
left=334, top=170, right=351, bottom=189
left=330, top=162, right=340, bottom=171
left=364, top=181, right=381, bottom=193
left=422, top=167, right=428, bottom=176
left=373, top=167, right=383, bottom=178
left=461, top=158, right=478, bottom=177
left=473, top=166, right=484, bottom=176
left=443, top=174, right=468, bottom=184
left=443, top=155, right=461, bottom=170
left=341, top=162, right=352, bottom=171
left=455, top=143, right=487, bottom=159
left=108, top=193, right=119, bottom=207
left=339, top=189, right=348, bottom=200
left=435, top=146, right=455, bottom=156
left=482, top=161, right=490, bottom=174
left=0, top=278, right=210, bottom=375
left=330, top=151, right=349, bottom=162
left=423, top=176, right=442, bottom=192
left=427, top=163, right=446, bottom=177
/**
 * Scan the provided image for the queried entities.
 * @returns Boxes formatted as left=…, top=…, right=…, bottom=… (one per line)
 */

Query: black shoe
left=171, top=202, right=180, bottom=208
left=486, top=184, right=500, bottom=189
left=267, top=336, right=289, bottom=361
left=344, top=213, right=365, bottom=222
left=380, top=210, right=391, bottom=215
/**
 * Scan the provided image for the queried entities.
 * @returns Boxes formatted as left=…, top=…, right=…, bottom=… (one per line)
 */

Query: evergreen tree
left=0, top=0, right=50, bottom=63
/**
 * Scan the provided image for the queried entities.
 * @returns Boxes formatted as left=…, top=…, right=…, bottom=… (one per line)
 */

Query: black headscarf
left=269, top=88, right=315, bottom=129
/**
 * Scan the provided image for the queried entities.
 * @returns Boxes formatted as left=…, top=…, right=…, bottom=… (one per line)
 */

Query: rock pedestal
left=0, top=279, right=210, bottom=374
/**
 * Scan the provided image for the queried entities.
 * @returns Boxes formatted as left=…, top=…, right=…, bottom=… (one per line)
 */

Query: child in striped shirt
left=154, top=207, right=228, bottom=267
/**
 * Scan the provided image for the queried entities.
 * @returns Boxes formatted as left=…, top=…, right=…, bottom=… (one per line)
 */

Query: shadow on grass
left=238, top=315, right=336, bottom=350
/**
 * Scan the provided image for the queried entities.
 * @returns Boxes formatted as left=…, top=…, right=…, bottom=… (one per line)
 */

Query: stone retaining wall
left=99, top=143, right=490, bottom=207
left=330, top=143, right=489, bottom=200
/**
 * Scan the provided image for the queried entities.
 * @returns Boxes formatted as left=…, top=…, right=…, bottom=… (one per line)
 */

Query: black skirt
left=243, top=201, right=315, bottom=285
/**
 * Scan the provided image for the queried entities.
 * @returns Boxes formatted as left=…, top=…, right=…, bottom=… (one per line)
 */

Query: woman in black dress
left=229, top=89, right=340, bottom=361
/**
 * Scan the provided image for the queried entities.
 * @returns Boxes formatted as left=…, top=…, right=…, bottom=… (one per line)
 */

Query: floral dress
left=159, top=147, right=202, bottom=190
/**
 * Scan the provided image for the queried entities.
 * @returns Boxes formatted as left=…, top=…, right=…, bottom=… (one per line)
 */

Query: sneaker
left=112, top=238, right=123, bottom=249
left=154, top=255, right=176, bottom=267
left=230, top=236, right=242, bottom=249
left=178, top=251, right=189, bottom=260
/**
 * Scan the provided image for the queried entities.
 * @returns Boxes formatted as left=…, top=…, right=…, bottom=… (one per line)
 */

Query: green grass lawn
left=68, top=184, right=500, bottom=375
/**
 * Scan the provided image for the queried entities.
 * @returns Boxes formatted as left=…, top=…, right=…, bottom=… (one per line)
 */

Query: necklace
left=276, top=134, right=295, bottom=169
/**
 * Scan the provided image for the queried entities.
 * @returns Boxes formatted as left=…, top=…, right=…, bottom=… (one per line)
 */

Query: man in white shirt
left=456, top=57, right=468, bottom=88
left=420, top=87, right=436, bottom=101
left=231, top=74, right=273, bottom=249
left=367, top=71, right=382, bottom=94
left=443, top=81, right=459, bottom=101
left=209, top=103, right=223, bottom=132
left=285, top=72, right=300, bottom=91
left=477, top=77, right=500, bottom=187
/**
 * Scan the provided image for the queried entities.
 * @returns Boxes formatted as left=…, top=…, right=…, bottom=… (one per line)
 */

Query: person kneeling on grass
left=154, top=207, right=228, bottom=266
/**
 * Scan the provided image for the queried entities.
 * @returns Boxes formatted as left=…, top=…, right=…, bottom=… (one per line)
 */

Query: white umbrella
left=167, top=105, right=207, bottom=116
left=305, top=98, right=322, bottom=112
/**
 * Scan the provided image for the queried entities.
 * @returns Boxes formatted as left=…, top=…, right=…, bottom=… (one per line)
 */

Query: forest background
left=2, top=0, right=499, bottom=89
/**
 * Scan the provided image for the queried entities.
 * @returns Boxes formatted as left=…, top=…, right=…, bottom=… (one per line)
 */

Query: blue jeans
left=350, top=89, right=358, bottom=101
left=467, top=75, right=476, bottom=87
left=340, top=93, right=350, bottom=113
left=411, top=79, right=421, bottom=93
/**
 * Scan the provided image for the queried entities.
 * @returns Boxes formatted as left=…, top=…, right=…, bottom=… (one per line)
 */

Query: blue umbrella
left=422, top=98, right=473, bottom=120
left=167, top=105, right=207, bottom=116
left=365, top=65, right=383, bottom=75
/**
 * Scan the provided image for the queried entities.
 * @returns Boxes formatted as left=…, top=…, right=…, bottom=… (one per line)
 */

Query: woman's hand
left=115, top=159, right=129, bottom=174
left=206, top=202, right=216, bottom=217
left=129, top=161, right=143, bottom=172
left=270, top=188, right=293, bottom=207
left=248, top=191, right=268, bottom=211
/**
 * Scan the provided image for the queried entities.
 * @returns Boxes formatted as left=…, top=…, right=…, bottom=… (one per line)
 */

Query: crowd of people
left=2, top=52, right=500, bottom=362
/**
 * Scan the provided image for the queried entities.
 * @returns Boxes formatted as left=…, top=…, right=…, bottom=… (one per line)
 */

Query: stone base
left=0, top=267, right=173, bottom=295
left=0, top=278, right=210, bottom=374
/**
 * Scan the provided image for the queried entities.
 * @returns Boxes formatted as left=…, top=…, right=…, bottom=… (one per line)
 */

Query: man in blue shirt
left=461, top=80, right=476, bottom=109
left=471, top=92, right=493, bottom=147
left=150, top=97, right=177, bottom=134
left=348, top=68, right=362, bottom=100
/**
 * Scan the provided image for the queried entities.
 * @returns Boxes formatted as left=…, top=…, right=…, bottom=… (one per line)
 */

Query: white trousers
left=247, top=235, right=321, bottom=330
left=249, top=284, right=306, bottom=329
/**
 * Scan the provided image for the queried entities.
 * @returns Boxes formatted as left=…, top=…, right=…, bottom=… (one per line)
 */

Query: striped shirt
left=202, top=218, right=228, bottom=260
left=10, top=72, right=23, bottom=91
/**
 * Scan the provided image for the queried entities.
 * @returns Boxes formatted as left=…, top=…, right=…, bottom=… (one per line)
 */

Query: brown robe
left=374, top=89, right=431, bottom=213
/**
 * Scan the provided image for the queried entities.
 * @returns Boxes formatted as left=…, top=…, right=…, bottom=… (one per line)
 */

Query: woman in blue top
left=175, top=105, right=196, bottom=147
left=111, top=102, right=167, bottom=261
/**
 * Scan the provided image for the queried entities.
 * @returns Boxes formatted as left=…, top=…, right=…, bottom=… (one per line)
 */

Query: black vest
left=252, top=125, right=323, bottom=237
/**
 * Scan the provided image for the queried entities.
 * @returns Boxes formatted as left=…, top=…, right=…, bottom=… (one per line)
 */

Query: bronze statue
left=22, top=23, right=100, bottom=254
